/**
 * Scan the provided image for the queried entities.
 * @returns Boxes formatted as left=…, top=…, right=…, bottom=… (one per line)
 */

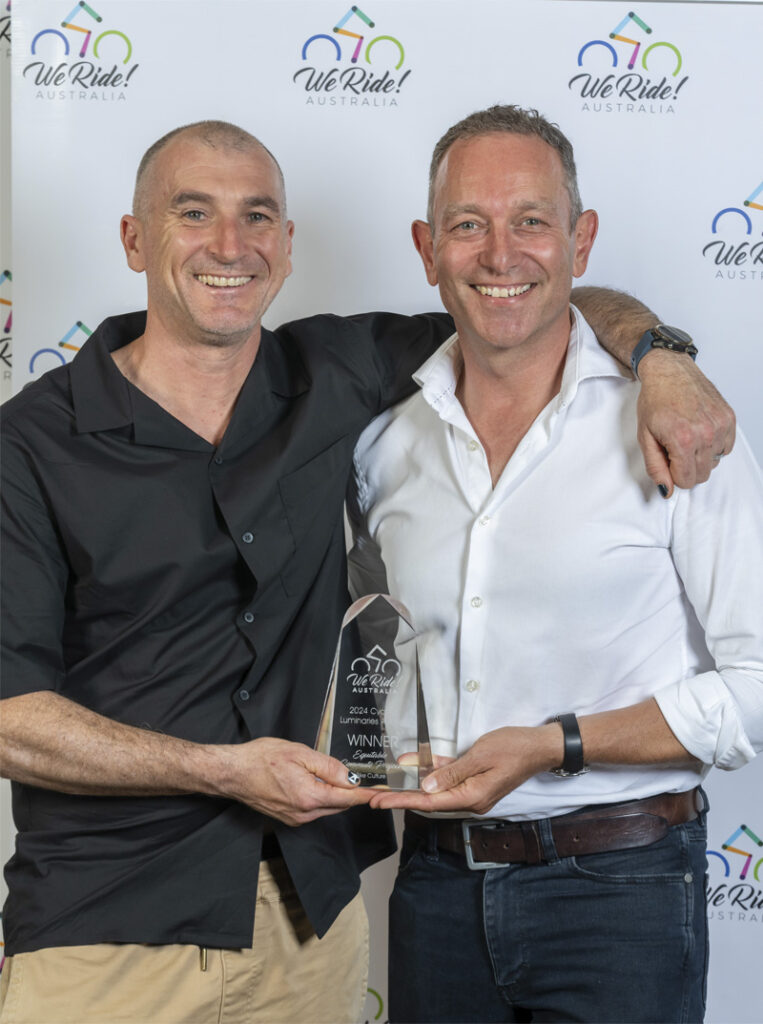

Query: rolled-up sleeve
left=655, top=433, right=763, bottom=769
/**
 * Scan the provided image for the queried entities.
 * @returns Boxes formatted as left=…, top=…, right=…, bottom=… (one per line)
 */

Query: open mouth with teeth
left=473, top=283, right=534, bottom=298
left=194, top=274, right=253, bottom=288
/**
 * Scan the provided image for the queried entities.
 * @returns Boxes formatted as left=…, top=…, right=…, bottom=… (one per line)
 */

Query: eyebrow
left=171, top=192, right=283, bottom=215
left=441, top=198, right=558, bottom=219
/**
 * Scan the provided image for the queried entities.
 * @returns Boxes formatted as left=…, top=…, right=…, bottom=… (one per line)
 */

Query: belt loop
left=520, top=822, right=544, bottom=865
left=536, top=817, right=560, bottom=863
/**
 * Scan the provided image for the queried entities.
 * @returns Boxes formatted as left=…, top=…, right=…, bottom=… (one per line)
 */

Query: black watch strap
left=549, top=713, right=589, bottom=777
left=630, top=326, right=698, bottom=379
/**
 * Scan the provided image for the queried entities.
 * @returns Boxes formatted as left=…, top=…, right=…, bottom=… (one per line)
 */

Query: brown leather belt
left=404, top=789, right=702, bottom=868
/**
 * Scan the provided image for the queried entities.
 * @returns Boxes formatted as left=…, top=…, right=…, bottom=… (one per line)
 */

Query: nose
left=479, top=224, right=520, bottom=275
left=208, top=216, right=246, bottom=265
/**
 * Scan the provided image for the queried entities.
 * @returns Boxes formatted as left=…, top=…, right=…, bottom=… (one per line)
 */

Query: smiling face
left=413, top=132, right=597, bottom=364
left=120, top=132, right=293, bottom=350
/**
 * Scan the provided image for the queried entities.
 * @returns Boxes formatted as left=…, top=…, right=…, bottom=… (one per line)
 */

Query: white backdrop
left=3, top=2, right=763, bottom=1021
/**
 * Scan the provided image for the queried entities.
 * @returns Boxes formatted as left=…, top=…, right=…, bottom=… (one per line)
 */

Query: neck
left=456, top=322, right=571, bottom=487
left=111, top=319, right=261, bottom=446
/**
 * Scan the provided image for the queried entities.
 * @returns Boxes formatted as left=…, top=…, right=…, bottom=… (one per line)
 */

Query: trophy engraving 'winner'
left=315, top=594, right=432, bottom=789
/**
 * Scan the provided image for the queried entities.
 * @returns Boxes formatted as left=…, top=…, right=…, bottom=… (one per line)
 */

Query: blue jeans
left=388, top=807, right=709, bottom=1023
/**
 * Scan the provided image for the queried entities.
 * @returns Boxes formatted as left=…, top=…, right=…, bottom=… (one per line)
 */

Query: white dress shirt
left=347, top=307, right=763, bottom=820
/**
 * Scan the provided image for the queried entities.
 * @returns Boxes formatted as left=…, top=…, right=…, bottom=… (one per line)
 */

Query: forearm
left=0, top=691, right=227, bottom=797
left=0, top=690, right=370, bottom=826
left=575, top=698, right=699, bottom=767
left=571, top=286, right=657, bottom=368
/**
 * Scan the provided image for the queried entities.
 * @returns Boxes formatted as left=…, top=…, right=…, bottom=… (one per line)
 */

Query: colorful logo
left=569, top=10, right=688, bottom=114
left=29, top=319, right=92, bottom=376
left=0, top=269, right=11, bottom=336
left=293, top=6, right=411, bottom=107
left=703, top=181, right=763, bottom=281
left=363, top=986, right=386, bottom=1023
left=707, top=822, right=763, bottom=923
left=709, top=823, right=763, bottom=881
left=23, top=2, right=138, bottom=100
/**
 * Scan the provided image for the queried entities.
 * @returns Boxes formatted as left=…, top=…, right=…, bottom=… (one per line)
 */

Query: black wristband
left=630, top=325, right=697, bottom=379
left=549, top=713, right=589, bottom=777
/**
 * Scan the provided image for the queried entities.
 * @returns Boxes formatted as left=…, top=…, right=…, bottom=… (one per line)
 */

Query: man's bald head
left=132, top=120, right=286, bottom=219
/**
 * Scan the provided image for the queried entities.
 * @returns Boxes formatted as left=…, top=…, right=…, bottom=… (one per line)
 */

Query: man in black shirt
left=0, top=121, right=734, bottom=1024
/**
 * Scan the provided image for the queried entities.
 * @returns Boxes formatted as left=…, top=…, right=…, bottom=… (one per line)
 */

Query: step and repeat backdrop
left=2, top=2, right=762, bottom=1021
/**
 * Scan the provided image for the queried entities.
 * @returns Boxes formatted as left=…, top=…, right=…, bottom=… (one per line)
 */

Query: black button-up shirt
left=0, top=309, right=451, bottom=955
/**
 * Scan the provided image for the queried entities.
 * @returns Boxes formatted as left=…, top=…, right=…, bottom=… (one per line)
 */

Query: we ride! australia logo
left=23, top=1, right=138, bottom=102
left=703, top=182, right=763, bottom=282
left=569, top=10, right=687, bottom=115
left=29, top=319, right=92, bottom=380
left=293, top=5, right=411, bottom=108
left=707, top=822, right=763, bottom=925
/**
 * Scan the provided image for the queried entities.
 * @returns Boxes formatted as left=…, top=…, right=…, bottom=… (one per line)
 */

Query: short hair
left=132, top=120, right=286, bottom=217
left=427, top=105, right=583, bottom=230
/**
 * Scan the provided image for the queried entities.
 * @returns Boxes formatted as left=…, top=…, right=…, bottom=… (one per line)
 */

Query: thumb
left=421, top=755, right=470, bottom=794
left=639, top=427, right=674, bottom=499
left=306, top=749, right=362, bottom=789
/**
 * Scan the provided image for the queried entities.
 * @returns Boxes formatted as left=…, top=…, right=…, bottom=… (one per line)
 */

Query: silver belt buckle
left=461, top=819, right=506, bottom=871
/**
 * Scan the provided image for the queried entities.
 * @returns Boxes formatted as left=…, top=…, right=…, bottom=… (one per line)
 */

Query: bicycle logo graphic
left=349, top=644, right=402, bottom=682
left=301, top=5, right=404, bottom=69
left=708, top=824, right=763, bottom=881
left=31, top=1, right=132, bottom=63
left=29, top=320, right=91, bottom=375
left=703, top=182, right=763, bottom=273
left=710, top=182, right=763, bottom=236
left=578, top=11, right=682, bottom=77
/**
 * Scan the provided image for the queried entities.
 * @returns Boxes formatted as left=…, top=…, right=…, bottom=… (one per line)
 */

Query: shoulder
left=1, top=365, right=73, bottom=441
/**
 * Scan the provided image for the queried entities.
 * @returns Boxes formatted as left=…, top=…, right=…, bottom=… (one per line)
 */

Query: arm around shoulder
left=572, top=285, right=736, bottom=494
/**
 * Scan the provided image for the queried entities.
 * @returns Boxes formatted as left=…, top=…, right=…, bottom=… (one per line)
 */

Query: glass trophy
left=315, top=594, right=433, bottom=789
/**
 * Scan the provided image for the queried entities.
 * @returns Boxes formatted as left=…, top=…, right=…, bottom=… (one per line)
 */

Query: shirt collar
left=70, top=311, right=144, bottom=434
left=69, top=313, right=311, bottom=451
left=413, top=304, right=630, bottom=416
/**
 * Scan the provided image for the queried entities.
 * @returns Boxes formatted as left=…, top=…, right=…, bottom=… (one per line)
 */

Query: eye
left=182, top=209, right=205, bottom=221
left=522, top=217, right=542, bottom=226
left=247, top=211, right=271, bottom=224
left=454, top=220, right=478, bottom=232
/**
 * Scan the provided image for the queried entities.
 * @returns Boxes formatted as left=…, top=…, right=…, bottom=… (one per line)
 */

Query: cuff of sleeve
left=655, top=671, right=758, bottom=770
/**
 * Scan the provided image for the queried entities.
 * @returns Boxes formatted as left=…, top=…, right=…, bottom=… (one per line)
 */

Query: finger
left=367, top=788, right=466, bottom=813
left=638, top=426, right=675, bottom=498
left=301, top=748, right=364, bottom=789
left=420, top=756, right=475, bottom=794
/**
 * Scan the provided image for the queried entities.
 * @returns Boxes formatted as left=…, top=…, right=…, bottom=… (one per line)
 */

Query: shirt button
left=214, top=455, right=223, bottom=465
left=239, top=689, right=250, bottom=701
left=465, top=679, right=480, bottom=693
left=479, top=516, right=491, bottom=526
left=470, top=596, right=483, bottom=608
left=243, top=611, right=254, bottom=624
left=468, top=440, right=480, bottom=452
left=242, top=532, right=254, bottom=544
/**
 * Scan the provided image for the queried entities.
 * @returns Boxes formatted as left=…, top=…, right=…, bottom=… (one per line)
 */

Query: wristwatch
left=549, top=713, right=590, bottom=778
left=630, top=324, right=698, bottom=379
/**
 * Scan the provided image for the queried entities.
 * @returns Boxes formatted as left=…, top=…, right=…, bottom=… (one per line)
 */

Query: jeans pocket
left=567, top=822, right=698, bottom=884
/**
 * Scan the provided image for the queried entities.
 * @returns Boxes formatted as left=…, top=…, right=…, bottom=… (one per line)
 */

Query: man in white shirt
left=349, top=105, right=763, bottom=1023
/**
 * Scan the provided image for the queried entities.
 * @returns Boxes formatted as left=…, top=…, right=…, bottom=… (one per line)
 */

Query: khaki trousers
left=0, top=859, right=368, bottom=1024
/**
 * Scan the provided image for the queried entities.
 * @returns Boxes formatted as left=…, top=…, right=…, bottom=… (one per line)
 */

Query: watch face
left=656, top=324, right=693, bottom=345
